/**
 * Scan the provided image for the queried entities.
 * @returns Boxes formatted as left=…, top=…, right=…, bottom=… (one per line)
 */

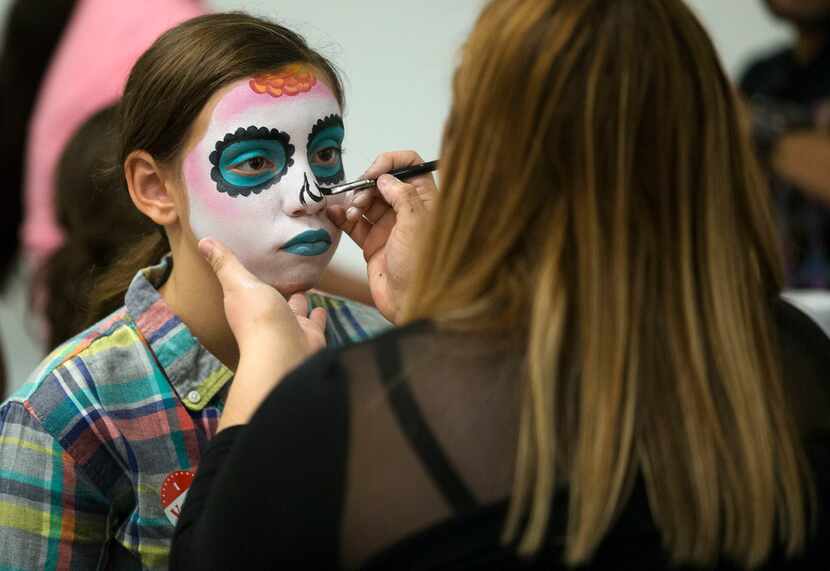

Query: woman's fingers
left=327, top=204, right=361, bottom=236
left=288, top=294, right=327, bottom=351
left=347, top=219, right=375, bottom=250
left=291, top=294, right=328, bottom=343
left=327, top=177, right=421, bottom=254
left=287, top=293, right=309, bottom=318
left=198, top=237, right=258, bottom=293
left=309, top=307, right=327, bottom=331
left=350, top=189, right=375, bottom=209
left=326, top=204, right=347, bottom=226
left=336, top=183, right=399, bottom=228
left=327, top=204, right=374, bottom=248
left=363, top=196, right=391, bottom=224
left=375, top=174, right=427, bottom=219
left=346, top=206, right=363, bottom=222
left=362, top=150, right=426, bottom=180
left=328, top=151, right=434, bottom=269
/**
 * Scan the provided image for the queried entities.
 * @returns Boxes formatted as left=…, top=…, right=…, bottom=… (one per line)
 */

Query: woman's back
left=175, top=299, right=830, bottom=569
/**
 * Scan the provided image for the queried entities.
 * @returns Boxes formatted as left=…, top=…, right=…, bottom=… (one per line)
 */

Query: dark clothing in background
left=172, top=300, right=830, bottom=570
left=0, top=0, right=78, bottom=291
left=741, top=42, right=830, bottom=288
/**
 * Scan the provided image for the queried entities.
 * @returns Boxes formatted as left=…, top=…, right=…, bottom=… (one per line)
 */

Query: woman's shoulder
left=268, top=320, right=430, bottom=403
left=772, top=298, right=830, bottom=435
left=773, top=298, right=830, bottom=369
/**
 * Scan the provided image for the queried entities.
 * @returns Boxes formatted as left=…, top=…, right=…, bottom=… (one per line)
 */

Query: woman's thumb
left=287, top=292, right=310, bottom=318
left=198, top=238, right=255, bottom=292
left=375, top=174, right=425, bottom=219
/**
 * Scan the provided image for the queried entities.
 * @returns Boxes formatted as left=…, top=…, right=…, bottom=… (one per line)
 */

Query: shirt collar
left=124, top=255, right=233, bottom=411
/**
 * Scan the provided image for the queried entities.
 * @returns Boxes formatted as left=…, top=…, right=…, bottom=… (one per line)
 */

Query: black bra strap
left=374, top=335, right=479, bottom=513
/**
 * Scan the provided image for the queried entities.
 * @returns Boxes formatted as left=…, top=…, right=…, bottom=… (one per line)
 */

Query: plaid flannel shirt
left=0, top=257, right=389, bottom=570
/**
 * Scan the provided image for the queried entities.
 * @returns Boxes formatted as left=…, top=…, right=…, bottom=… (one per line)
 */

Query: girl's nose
left=284, top=172, right=326, bottom=216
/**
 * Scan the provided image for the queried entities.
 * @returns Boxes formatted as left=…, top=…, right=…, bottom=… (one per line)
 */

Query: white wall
left=686, top=0, right=792, bottom=76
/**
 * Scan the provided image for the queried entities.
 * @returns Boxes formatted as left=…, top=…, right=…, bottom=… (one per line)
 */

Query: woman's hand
left=199, top=238, right=327, bottom=430
left=327, top=151, right=436, bottom=323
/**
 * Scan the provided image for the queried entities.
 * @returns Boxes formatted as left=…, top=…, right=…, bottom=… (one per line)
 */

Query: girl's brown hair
left=404, top=0, right=812, bottom=567
left=87, top=12, right=344, bottom=325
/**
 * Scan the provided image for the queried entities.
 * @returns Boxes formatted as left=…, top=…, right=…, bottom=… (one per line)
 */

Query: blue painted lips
left=281, top=229, right=332, bottom=256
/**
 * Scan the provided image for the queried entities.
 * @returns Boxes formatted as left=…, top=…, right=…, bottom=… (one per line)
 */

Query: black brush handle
left=323, top=160, right=439, bottom=195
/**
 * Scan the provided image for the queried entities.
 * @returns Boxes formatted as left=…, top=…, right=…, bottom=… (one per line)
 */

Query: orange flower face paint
left=249, top=65, right=318, bottom=98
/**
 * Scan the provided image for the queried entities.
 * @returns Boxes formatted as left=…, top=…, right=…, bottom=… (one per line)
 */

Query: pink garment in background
left=21, top=0, right=206, bottom=269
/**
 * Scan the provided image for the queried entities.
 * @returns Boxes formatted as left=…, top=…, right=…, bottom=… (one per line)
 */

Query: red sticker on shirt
left=161, top=470, right=194, bottom=526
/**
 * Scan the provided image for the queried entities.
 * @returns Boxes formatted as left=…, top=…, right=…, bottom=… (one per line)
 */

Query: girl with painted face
left=0, top=13, right=388, bottom=570
left=185, top=66, right=346, bottom=291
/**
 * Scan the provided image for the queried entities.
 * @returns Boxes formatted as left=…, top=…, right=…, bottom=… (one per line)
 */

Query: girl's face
left=182, top=65, right=347, bottom=293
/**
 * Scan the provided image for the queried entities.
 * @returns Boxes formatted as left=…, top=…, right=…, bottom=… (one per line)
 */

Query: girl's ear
left=124, top=150, right=179, bottom=225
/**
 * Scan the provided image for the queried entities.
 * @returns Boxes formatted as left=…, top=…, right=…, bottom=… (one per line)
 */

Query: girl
left=0, top=13, right=387, bottom=570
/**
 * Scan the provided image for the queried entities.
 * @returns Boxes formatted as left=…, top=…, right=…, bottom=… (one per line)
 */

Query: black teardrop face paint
left=299, top=172, right=325, bottom=205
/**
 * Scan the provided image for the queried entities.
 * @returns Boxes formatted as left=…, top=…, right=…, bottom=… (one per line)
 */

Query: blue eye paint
left=220, top=140, right=287, bottom=188
left=307, top=115, right=345, bottom=186
left=209, top=126, right=294, bottom=197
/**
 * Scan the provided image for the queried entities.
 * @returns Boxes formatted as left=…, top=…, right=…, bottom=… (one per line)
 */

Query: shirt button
left=186, top=390, right=201, bottom=404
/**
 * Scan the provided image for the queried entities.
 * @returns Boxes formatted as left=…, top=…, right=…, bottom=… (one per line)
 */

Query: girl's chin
left=241, top=249, right=335, bottom=293
left=276, top=282, right=319, bottom=297
left=256, top=267, right=327, bottom=295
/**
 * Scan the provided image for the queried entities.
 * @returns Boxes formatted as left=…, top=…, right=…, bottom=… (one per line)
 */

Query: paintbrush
left=320, top=160, right=439, bottom=196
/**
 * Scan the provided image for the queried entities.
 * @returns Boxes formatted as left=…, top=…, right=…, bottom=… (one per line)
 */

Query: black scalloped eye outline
left=307, top=114, right=345, bottom=186
left=208, top=126, right=295, bottom=198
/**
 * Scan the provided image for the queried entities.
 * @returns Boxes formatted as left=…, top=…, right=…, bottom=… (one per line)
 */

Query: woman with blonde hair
left=0, top=12, right=388, bottom=570
left=172, top=0, right=830, bottom=568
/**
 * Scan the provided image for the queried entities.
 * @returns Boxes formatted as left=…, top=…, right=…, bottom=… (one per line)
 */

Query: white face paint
left=183, top=66, right=347, bottom=293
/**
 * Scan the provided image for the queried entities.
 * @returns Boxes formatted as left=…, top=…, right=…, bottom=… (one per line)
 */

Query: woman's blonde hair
left=403, top=0, right=813, bottom=566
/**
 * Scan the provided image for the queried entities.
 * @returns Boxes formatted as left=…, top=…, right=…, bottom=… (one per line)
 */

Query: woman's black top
left=171, top=300, right=830, bottom=570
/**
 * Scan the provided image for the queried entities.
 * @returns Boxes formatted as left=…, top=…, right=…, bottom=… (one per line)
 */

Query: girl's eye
left=211, top=128, right=293, bottom=197
left=312, top=147, right=341, bottom=166
left=228, top=155, right=276, bottom=176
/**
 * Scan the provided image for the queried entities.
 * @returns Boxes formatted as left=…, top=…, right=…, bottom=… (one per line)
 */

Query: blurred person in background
left=19, top=0, right=205, bottom=351
left=21, top=0, right=204, bottom=274
left=0, top=0, right=77, bottom=395
left=37, top=105, right=155, bottom=351
left=742, top=0, right=830, bottom=288
left=0, top=0, right=76, bottom=292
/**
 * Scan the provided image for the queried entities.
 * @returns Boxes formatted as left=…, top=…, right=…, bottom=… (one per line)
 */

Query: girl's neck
left=160, top=240, right=239, bottom=370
